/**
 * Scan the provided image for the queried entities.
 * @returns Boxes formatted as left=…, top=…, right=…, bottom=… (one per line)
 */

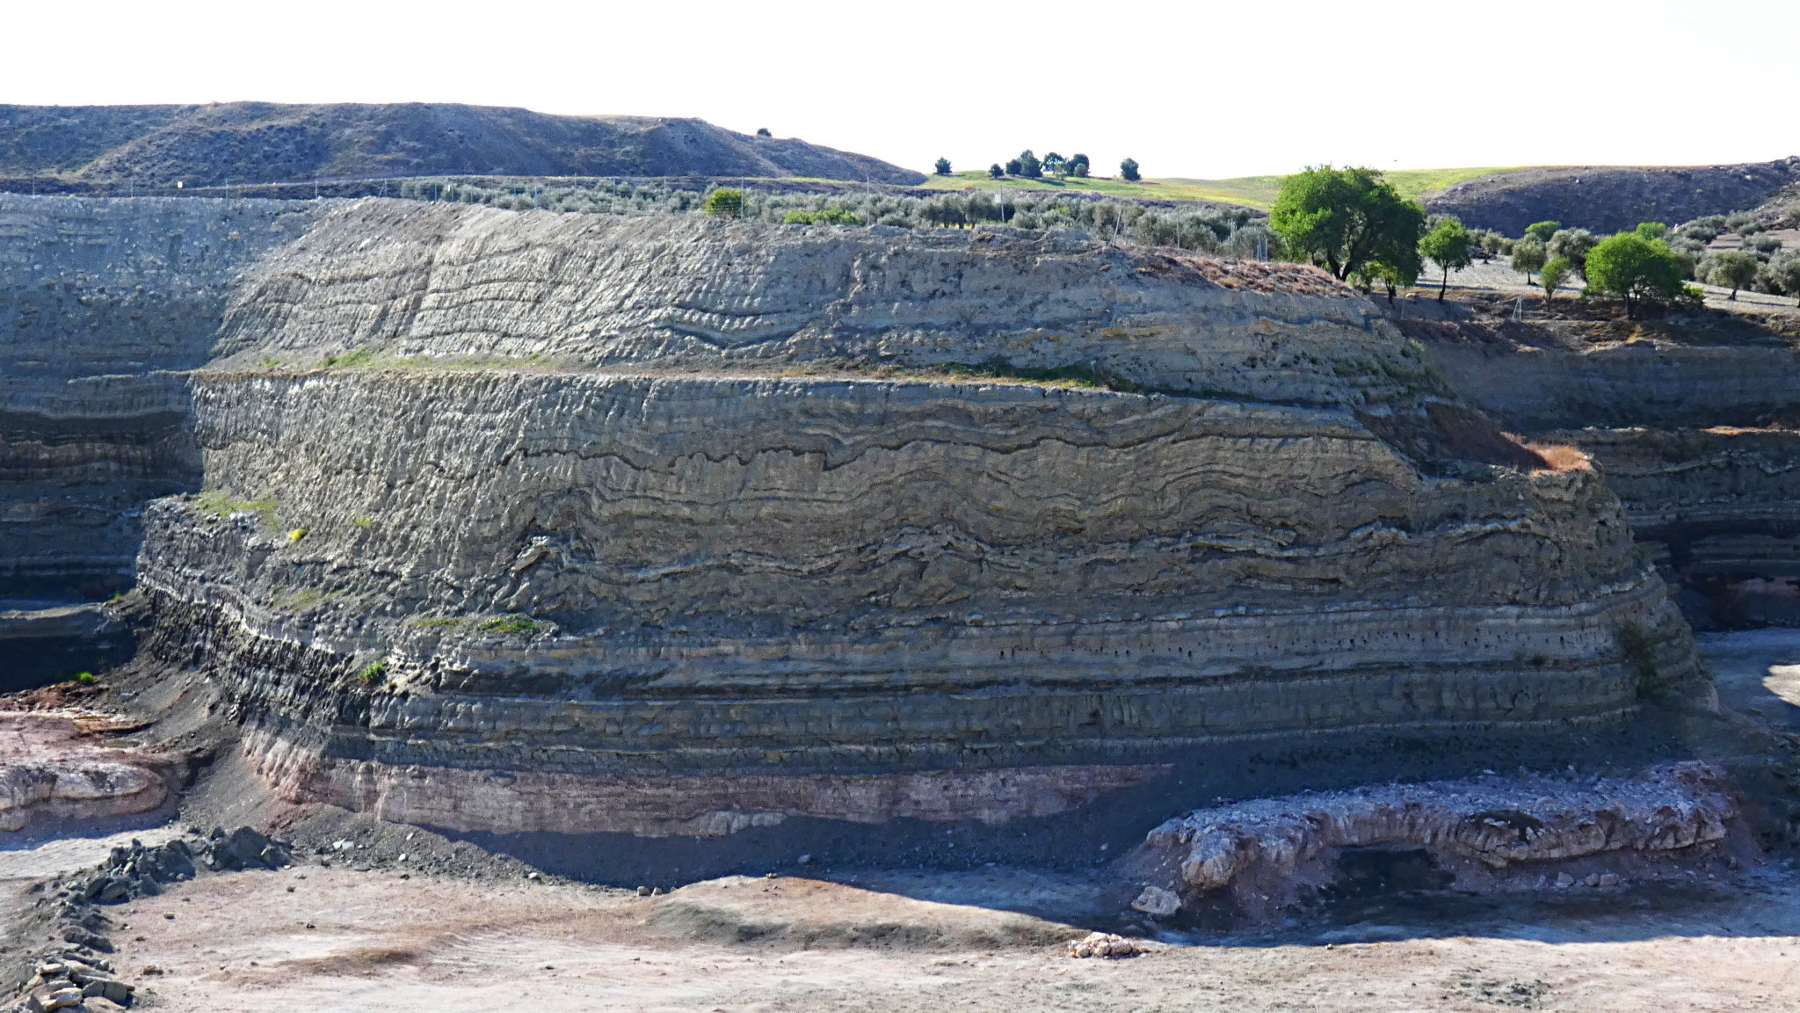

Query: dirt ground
left=10, top=631, right=1800, bottom=1011
left=88, top=860, right=1800, bottom=1012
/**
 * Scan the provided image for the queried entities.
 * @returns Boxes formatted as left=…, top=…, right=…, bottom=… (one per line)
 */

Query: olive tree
left=1524, top=220, right=1561, bottom=243
left=1119, top=157, right=1141, bottom=182
left=1541, top=256, right=1572, bottom=302
left=1764, top=251, right=1800, bottom=305
left=988, top=163, right=1004, bottom=179
left=1703, top=250, right=1760, bottom=299
left=1547, top=228, right=1597, bottom=277
left=1510, top=238, right=1547, bottom=283
left=1419, top=218, right=1474, bottom=301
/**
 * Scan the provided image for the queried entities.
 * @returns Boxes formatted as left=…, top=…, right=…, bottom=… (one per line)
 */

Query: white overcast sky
left=5, top=0, right=1795, bottom=179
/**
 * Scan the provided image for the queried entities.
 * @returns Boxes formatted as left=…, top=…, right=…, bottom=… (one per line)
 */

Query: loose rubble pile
left=9, top=827, right=290, bottom=1012
left=1065, top=932, right=1148, bottom=960
left=1132, top=762, right=1740, bottom=920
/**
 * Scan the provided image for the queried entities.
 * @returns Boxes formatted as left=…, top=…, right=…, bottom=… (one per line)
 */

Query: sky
left=5, top=0, right=1796, bottom=180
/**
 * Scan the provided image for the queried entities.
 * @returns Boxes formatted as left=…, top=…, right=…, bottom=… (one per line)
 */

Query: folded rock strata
left=1132, top=761, right=1738, bottom=919
left=5, top=196, right=1708, bottom=839
left=1418, top=315, right=1800, bottom=629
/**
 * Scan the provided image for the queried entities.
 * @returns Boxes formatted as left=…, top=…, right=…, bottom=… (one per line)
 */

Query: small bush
left=933, top=157, right=952, bottom=176
left=702, top=188, right=744, bottom=218
left=479, top=614, right=546, bottom=636
left=358, top=660, right=388, bottom=686
left=287, top=527, right=307, bottom=543
left=74, top=671, right=97, bottom=686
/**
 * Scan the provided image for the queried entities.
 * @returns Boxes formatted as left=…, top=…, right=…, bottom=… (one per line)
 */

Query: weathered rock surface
left=0, top=714, right=170, bottom=834
left=8, top=196, right=1708, bottom=839
left=0, top=195, right=316, bottom=602
left=1132, top=762, right=1738, bottom=919
left=1408, top=301, right=1800, bottom=629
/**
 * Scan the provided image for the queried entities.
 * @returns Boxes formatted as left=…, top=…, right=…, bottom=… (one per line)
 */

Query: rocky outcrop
left=0, top=195, right=315, bottom=600
left=1131, top=762, right=1739, bottom=919
left=1409, top=301, right=1800, bottom=629
left=8, top=195, right=1709, bottom=839
left=0, top=714, right=171, bottom=834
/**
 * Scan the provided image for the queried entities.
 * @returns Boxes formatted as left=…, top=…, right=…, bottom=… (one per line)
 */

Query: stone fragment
left=1131, top=885, right=1181, bottom=918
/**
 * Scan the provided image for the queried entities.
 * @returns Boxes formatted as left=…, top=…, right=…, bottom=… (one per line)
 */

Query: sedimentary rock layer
left=0, top=195, right=315, bottom=596
left=1418, top=312, right=1800, bottom=627
left=7, top=196, right=1710, bottom=836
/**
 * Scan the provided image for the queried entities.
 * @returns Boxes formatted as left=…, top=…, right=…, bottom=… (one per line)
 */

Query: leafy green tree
left=1585, top=233, right=1685, bottom=317
left=1510, top=238, right=1547, bottom=283
left=988, top=163, right=1005, bottom=179
left=1634, top=221, right=1669, bottom=241
left=1043, top=152, right=1067, bottom=175
left=934, top=157, right=952, bottom=176
left=1419, top=218, right=1474, bottom=301
left=1361, top=253, right=1420, bottom=304
left=755, top=127, right=772, bottom=138
left=1269, top=166, right=1427, bottom=281
left=1005, top=158, right=1023, bottom=176
left=1547, top=228, right=1597, bottom=277
left=1524, top=220, right=1561, bottom=243
left=1068, top=153, right=1090, bottom=177
left=1119, top=157, right=1141, bottom=182
left=1541, top=256, right=1572, bottom=302
left=703, top=188, right=744, bottom=218
left=1016, top=150, right=1042, bottom=178
left=1703, top=249, right=1759, bottom=300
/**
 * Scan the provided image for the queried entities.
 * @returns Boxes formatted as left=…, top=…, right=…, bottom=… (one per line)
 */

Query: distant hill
left=920, top=167, right=1542, bottom=211
left=1423, top=158, right=1800, bottom=236
left=923, top=160, right=1800, bottom=238
left=0, top=103, right=925, bottom=186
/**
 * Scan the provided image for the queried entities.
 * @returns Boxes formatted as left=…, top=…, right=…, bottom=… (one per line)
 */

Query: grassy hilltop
left=919, top=166, right=1544, bottom=210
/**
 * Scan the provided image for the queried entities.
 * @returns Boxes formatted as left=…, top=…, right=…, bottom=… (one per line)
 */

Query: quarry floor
left=48, top=860, right=1800, bottom=1012
left=6, top=630, right=1800, bottom=1011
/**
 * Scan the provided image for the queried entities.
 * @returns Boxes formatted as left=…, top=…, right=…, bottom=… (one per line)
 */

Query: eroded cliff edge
left=1404, top=297, right=1800, bottom=629
left=5, top=196, right=1705, bottom=843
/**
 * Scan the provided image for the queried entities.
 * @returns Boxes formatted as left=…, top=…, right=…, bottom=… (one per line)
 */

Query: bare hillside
left=0, top=103, right=925, bottom=186
left=1426, top=157, right=1800, bottom=235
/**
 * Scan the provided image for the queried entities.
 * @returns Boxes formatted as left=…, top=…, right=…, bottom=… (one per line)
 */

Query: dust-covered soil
left=11, top=631, right=1800, bottom=1011
left=95, top=859, right=1800, bottom=1013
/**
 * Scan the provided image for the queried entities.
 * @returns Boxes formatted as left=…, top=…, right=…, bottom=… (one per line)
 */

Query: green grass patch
left=359, top=660, right=389, bottom=686
left=478, top=613, right=548, bottom=637
left=934, top=358, right=1141, bottom=393
left=193, top=490, right=278, bottom=528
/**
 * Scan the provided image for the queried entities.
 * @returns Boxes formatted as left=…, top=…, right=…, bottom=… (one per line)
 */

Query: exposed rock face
left=1132, top=762, right=1738, bottom=919
left=1412, top=304, right=1800, bottom=629
left=9, top=196, right=1707, bottom=839
left=0, top=195, right=316, bottom=600
left=0, top=714, right=171, bottom=833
